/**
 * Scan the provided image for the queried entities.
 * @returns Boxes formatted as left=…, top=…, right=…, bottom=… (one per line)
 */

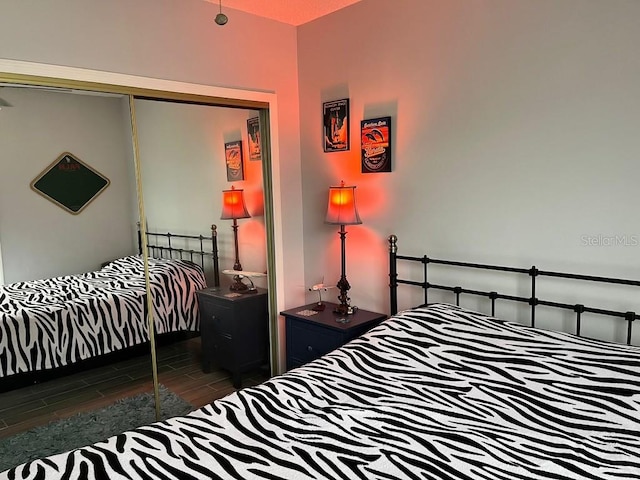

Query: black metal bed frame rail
left=388, top=235, right=639, bottom=345
left=137, top=223, right=220, bottom=287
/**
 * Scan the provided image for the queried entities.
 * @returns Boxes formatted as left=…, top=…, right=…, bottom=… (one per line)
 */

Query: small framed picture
left=323, top=99, right=349, bottom=152
left=361, top=116, right=392, bottom=173
left=246, top=117, right=262, bottom=161
left=225, top=140, right=244, bottom=181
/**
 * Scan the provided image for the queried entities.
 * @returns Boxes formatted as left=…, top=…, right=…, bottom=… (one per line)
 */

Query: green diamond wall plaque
left=30, top=152, right=110, bottom=215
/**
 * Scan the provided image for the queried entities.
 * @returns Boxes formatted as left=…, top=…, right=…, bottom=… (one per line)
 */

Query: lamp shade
left=325, top=182, right=362, bottom=225
left=220, top=186, right=250, bottom=220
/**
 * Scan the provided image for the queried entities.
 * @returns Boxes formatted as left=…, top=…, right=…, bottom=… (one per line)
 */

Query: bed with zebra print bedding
left=0, top=255, right=206, bottom=380
left=3, top=303, right=638, bottom=479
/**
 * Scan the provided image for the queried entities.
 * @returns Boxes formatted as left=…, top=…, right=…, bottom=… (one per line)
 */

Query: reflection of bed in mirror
left=0, top=225, right=219, bottom=392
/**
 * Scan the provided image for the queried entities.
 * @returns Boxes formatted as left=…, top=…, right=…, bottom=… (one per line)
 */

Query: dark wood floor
left=0, top=337, right=269, bottom=439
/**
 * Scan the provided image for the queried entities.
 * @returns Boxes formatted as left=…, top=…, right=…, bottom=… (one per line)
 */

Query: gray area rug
left=0, top=385, right=193, bottom=472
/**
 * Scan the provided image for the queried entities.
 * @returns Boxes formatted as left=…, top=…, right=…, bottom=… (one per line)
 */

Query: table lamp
left=325, top=181, right=362, bottom=316
left=221, top=186, right=250, bottom=291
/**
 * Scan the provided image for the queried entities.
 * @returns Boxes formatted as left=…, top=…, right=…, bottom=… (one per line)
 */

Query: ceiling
left=207, top=0, right=364, bottom=26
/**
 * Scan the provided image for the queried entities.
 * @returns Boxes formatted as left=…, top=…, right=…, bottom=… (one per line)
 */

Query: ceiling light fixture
left=215, top=0, right=228, bottom=26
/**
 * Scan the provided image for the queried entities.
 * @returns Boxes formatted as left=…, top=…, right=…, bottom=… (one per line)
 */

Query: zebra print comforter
left=0, top=256, right=206, bottom=379
left=3, top=303, right=639, bottom=479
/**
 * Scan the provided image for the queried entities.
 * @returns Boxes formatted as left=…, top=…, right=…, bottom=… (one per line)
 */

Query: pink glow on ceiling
left=207, top=0, right=364, bottom=26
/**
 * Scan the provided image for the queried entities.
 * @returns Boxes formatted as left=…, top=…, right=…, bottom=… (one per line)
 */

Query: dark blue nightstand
left=281, top=302, right=386, bottom=371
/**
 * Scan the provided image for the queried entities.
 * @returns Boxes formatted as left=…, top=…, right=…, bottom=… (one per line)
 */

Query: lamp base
left=229, top=275, right=249, bottom=292
left=229, top=275, right=258, bottom=293
left=334, top=303, right=358, bottom=316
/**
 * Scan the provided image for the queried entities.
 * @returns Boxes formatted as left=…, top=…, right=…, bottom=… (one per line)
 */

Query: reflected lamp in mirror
left=220, top=186, right=250, bottom=291
left=325, top=181, right=362, bottom=316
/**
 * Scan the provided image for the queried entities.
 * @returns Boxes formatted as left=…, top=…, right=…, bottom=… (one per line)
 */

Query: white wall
left=134, top=100, right=266, bottom=288
left=297, top=0, right=640, bottom=343
left=0, top=0, right=305, bottom=308
left=0, top=88, right=136, bottom=283
left=4, top=0, right=639, bottom=346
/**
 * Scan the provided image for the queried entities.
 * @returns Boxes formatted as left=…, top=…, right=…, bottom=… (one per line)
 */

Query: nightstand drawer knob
left=307, top=345, right=313, bottom=352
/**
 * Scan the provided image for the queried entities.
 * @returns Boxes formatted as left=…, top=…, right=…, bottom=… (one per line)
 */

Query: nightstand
left=196, top=287, right=269, bottom=388
left=281, top=302, right=386, bottom=371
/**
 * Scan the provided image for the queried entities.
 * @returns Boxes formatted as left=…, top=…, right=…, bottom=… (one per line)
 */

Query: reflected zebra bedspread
left=4, top=303, right=640, bottom=479
left=0, top=256, right=206, bottom=379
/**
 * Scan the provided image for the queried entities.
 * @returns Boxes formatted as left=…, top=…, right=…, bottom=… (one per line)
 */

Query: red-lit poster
left=225, top=140, right=244, bottom=181
left=323, top=99, right=349, bottom=152
left=246, top=117, right=261, bottom=161
left=361, top=116, right=392, bottom=173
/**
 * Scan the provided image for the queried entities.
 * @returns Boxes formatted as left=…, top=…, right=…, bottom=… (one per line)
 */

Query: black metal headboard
left=137, top=223, right=220, bottom=287
left=388, top=234, right=639, bottom=345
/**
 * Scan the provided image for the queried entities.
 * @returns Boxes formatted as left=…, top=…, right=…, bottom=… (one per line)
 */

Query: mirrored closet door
left=0, top=70, right=276, bottom=467
left=0, top=85, right=153, bottom=447
left=133, top=98, right=269, bottom=411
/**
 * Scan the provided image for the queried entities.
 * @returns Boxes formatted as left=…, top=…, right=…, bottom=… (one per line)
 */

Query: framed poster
left=30, top=152, right=110, bottom=214
left=225, top=140, right=244, bottom=181
left=246, top=117, right=262, bottom=161
left=361, top=116, right=392, bottom=173
left=323, top=98, right=349, bottom=152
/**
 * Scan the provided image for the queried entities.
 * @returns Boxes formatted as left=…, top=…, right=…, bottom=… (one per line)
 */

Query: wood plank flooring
left=0, top=336, right=269, bottom=439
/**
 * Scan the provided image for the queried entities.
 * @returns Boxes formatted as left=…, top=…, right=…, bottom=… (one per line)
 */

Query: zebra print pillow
left=3, top=303, right=639, bottom=479
left=0, top=256, right=206, bottom=379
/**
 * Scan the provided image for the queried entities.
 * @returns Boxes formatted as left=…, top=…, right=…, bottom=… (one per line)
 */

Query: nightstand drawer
left=210, top=333, right=234, bottom=367
left=287, top=321, right=342, bottom=363
left=198, top=297, right=233, bottom=333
